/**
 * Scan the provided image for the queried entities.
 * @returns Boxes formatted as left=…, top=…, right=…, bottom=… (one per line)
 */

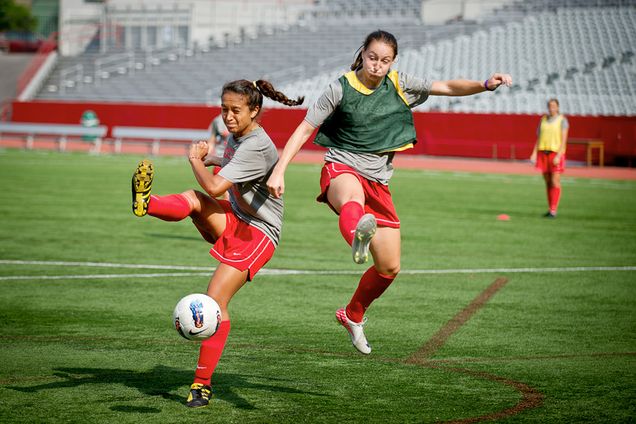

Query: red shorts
left=317, top=162, right=400, bottom=228
left=536, top=151, right=565, bottom=174
left=204, top=200, right=276, bottom=281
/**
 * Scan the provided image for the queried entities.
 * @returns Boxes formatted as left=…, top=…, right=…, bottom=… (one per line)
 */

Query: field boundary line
left=0, top=272, right=210, bottom=281
left=1, top=260, right=635, bottom=279
left=0, top=260, right=213, bottom=271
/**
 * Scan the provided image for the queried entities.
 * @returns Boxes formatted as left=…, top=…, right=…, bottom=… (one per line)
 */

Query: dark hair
left=221, top=79, right=304, bottom=114
left=547, top=98, right=560, bottom=107
left=350, top=30, right=399, bottom=71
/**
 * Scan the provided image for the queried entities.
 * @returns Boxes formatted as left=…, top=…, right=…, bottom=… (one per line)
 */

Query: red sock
left=193, top=320, right=231, bottom=386
left=346, top=266, right=395, bottom=323
left=339, top=201, right=364, bottom=246
left=549, top=186, right=561, bottom=213
left=147, top=194, right=191, bottom=221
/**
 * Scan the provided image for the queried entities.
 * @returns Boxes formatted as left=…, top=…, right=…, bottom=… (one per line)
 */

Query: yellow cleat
left=186, top=383, right=211, bottom=408
left=131, top=159, right=154, bottom=217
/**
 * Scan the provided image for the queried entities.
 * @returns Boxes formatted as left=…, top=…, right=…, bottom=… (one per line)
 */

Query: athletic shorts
left=317, top=162, right=400, bottom=228
left=536, top=151, right=565, bottom=174
left=206, top=200, right=276, bottom=281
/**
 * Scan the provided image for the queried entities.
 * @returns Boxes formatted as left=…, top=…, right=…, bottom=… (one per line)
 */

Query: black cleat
left=543, top=211, right=557, bottom=218
left=186, top=383, right=211, bottom=408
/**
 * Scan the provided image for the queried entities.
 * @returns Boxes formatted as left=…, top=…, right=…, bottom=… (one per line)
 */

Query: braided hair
left=350, top=30, right=398, bottom=71
left=221, top=80, right=304, bottom=115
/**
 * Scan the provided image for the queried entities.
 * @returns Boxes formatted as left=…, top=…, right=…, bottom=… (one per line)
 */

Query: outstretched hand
left=486, top=73, right=513, bottom=90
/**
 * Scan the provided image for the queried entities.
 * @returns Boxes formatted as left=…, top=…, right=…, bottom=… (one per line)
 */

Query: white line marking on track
left=0, top=260, right=634, bottom=281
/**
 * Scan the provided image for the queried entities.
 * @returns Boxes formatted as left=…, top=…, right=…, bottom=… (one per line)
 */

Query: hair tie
left=252, top=81, right=258, bottom=90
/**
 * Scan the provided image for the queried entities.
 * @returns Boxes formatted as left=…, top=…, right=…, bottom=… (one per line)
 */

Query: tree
left=0, top=0, right=37, bottom=32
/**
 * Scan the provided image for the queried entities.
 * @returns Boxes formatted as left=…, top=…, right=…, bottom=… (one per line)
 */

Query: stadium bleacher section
left=26, top=0, right=636, bottom=116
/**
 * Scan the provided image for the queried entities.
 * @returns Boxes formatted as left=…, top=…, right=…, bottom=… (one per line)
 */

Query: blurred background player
left=530, top=98, right=569, bottom=218
left=267, top=29, right=512, bottom=355
left=131, top=79, right=303, bottom=408
left=207, top=113, right=230, bottom=159
left=206, top=113, right=231, bottom=200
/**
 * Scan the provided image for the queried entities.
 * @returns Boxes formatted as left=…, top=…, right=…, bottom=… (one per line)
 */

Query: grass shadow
left=8, top=365, right=328, bottom=411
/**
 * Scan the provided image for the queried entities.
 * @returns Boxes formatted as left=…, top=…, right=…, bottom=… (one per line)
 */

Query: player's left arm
left=189, top=141, right=233, bottom=197
left=555, top=123, right=569, bottom=163
left=430, top=73, right=512, bottom=96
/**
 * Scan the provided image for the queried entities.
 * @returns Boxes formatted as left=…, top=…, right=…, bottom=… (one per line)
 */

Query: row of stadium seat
left=273, top=6, right=636, bottom=116
left=34, top=2, right=636, bottom=116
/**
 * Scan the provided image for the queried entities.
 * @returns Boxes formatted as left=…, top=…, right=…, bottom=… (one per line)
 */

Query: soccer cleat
left=543, top=211, right=557, bottom=218
left=352, top=213, right=377, bottom=264
left=336, top=307, right=371, bottom=355
left=132, top=159, right=154, bottom=217
left=186, top=383, right=212, bottom=408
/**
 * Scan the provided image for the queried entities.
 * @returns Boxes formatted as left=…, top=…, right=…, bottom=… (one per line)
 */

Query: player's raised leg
left=326, top=172, right=376, bottom=263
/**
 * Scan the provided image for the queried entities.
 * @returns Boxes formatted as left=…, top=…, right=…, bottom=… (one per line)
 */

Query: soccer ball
left=173, top=293, right=222, bottom=341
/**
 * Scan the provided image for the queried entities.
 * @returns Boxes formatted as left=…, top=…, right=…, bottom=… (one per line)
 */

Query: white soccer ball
left=173, top=293, right=222, bottom=341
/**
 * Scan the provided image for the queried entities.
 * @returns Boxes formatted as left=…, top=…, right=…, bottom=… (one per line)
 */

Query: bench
left=568, top=139, right=604, bottom=167
left=0, top=122, right=107, bottom=151
left=111, top=126, right=210, bottom=155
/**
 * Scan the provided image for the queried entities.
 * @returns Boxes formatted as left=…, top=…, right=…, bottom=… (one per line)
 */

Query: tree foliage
left=0, top=0, right=37, bottom=32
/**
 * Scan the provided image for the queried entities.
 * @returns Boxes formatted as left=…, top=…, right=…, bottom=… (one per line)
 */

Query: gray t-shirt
left=218, top=127, right=283, bottom=245
left=304, top=71, right=432, bottom=184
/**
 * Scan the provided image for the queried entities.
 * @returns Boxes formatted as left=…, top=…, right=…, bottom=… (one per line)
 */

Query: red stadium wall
left=10, top=100, right=636, bottom=165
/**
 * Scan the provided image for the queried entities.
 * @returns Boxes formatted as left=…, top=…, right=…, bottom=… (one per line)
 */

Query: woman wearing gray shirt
left=267, top=30, right=512, bottom=355
left=131, top=79, right=303, bottom=408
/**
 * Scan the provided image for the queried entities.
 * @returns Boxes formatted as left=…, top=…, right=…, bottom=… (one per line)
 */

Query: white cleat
left=352, top=213, right=376, bottom=264
left=336, top=308, right=371, bottom=355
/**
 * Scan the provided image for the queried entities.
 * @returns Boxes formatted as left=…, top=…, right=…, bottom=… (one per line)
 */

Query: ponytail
left=254, top=80, right=304, bottom=107
left=221, top=79, right=303, bottom=116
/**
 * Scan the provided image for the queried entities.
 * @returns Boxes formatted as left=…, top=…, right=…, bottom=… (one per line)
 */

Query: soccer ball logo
left=173, top=294, right=222, bottom=341
left=190, top=300, right=205, bottom=329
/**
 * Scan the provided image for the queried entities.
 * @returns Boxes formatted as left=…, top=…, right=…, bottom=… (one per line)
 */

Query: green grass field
left=0, top=149, right=635, bottom=423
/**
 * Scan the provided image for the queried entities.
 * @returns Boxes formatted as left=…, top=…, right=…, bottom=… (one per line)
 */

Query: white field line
left=0, top=273, right=210, bottom=281
left=0, top=260, right=634, bottom=281
left=0, top=260, right=212, bottom=271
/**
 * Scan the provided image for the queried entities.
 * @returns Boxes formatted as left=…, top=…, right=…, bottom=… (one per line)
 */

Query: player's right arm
left=530, top=140, right=539, bottom=164
left=267, top=120, right=316, bottom=198
left=189, top=141, right=232, bottom=197
left=267, top=80, right=340, bottom=198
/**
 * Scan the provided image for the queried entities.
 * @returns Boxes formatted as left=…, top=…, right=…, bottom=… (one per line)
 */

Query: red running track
left=295, top=151, right=636, bottom=181
left=2, top=138, right=635, bottom=180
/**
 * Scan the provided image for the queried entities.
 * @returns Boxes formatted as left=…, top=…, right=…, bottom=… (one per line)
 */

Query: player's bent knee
left=376, top=263, right=400, bottom=278
left=178, top=189, right=199, bottom=208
